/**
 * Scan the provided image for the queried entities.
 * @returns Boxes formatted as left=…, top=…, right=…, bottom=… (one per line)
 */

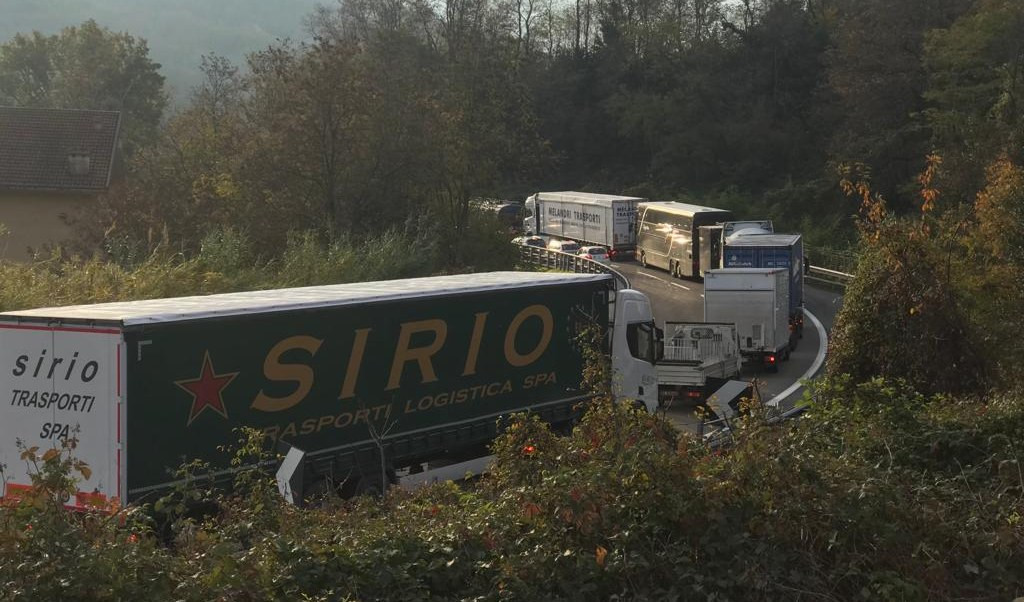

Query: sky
left=1, top=0, right=323, bottom=103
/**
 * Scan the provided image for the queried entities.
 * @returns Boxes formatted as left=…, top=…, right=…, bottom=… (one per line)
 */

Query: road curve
left=611, top=259, right=842, bottom=431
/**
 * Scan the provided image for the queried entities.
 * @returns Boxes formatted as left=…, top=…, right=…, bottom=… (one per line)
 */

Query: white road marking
left=766, top=309, right=827, bottom=412
left=671, top=283, right=690, bottom=291
left=638, top=271, right=662, bottom=280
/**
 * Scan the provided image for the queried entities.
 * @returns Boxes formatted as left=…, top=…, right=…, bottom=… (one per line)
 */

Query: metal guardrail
left=517, top=246, right=631, bottom=290
left=806, top=245, right=858, bottom=275
left=806, top=265, right=854, bottom=288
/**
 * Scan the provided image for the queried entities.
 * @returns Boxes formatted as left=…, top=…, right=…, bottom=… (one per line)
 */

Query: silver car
left=578, top=246, right=610, bottom=264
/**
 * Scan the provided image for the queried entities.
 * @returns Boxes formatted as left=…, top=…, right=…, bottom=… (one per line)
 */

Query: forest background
left=1, top=0, right=1020, bottom=268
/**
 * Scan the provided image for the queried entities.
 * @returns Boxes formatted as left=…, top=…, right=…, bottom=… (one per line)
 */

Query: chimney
left=67, top=153, right=91, bottom=176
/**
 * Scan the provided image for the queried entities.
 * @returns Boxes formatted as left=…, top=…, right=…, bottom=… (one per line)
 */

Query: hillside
left=1, top=0, right=321, bottom=102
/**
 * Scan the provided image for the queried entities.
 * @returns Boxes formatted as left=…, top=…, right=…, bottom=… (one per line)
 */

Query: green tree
left=924, top=0, right=1024, bottom=201
left=0, top=20, right=167, bottom=152
left=73, top=55, right=248, bottom=259
left=964, top=157, right=1024, bottom=382
left=824, top=0, right=971, bottom=210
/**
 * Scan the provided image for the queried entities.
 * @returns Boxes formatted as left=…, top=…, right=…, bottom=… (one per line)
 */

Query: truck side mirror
left=654, top=326, right=665, bottom=362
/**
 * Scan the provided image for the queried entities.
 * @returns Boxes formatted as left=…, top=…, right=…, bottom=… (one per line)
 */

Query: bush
left=2, top=382, right=1023, bottom=600
left=828, top=219, right=987, bottom=395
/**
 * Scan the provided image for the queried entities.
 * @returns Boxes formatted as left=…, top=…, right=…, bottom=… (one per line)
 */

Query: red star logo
left=175, top=351, right=239, bottom=426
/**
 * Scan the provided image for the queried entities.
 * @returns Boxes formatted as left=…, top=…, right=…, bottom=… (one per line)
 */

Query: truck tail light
left=766, top=354, right=776, bottom=364
left=687, top=390, right=702, bottom=398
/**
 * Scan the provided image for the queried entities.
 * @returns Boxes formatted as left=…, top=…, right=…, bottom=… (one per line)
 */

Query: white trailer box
left=0, top=324, right=123, bottom=507
left=523, top=191, right=643, bottom=254
left=703, top=268, right=790, bottom=371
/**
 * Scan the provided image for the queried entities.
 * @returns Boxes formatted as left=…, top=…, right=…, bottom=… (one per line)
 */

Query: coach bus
left=635, top=201, right=735, bottom=279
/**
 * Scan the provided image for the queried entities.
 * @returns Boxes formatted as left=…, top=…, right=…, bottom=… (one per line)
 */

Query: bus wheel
left=640, top=252, right=648, bottom=268
left=668, top=260, right=675, bottom=277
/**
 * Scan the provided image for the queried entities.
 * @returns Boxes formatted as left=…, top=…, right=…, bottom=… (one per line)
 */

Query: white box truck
left=523, top=191, right=643, bottom=258
left=703, top=268, right=791, bottom=372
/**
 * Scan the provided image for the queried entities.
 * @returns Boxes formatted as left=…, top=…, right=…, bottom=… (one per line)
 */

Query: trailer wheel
left=343, top=468, right=395, bottom=498
left=304, top=477, right=339, bottom=506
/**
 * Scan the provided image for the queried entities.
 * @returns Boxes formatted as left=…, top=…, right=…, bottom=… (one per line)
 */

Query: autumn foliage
left=2, top=386, right=1023, bottom=600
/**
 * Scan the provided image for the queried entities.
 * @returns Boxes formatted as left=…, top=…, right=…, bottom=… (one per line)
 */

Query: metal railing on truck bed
left=663, top=338, right=734, bottom=364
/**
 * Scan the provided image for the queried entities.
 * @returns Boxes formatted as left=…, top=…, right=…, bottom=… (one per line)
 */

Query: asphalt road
left=610, top=259, right=843, bottom=432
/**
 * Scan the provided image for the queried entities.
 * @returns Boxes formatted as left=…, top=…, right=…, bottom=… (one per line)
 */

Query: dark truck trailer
left=722, top=233, right=804, bottom=338
left=697, top=220, right=774, bottom=278
left=0, top=272, right=659, bottom=507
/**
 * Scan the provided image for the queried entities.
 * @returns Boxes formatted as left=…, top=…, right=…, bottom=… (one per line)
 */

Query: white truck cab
left=611, top=288, right=661, bottom=413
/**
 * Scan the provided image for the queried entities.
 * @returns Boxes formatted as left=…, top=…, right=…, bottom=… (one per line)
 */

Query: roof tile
left=0, top=106, right=121, bottom=192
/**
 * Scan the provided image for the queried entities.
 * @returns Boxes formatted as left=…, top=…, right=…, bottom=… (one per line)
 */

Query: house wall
left=0, top=191, right=91, bottom=262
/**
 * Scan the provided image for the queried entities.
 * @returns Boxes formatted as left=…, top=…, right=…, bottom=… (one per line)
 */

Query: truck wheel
left=343, top=469, right=393, bottom=498
left=354, top=474, right=386, bottom=496
left=304, top=478, right=338, bottom=506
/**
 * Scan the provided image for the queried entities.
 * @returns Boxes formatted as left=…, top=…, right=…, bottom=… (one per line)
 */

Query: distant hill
left=1, top=0, right=322, bottom=105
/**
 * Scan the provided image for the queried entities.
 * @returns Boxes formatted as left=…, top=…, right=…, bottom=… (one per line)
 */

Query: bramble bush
left=2, top=381, right=1022, bottom=601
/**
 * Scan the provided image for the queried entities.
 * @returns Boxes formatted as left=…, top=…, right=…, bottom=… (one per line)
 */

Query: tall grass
left=0, top=219, right=495, bottom=311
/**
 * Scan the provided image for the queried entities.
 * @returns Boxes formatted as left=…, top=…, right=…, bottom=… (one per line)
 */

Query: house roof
left=0, top=106, right=121, bottom=193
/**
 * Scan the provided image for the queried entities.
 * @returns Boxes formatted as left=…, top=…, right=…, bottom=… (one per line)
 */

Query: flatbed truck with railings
left=656, top=322, right=742, bottom=406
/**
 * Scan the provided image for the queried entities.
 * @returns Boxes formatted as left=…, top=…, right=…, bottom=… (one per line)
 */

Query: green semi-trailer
left=0, top=272, right=659, bottom=506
